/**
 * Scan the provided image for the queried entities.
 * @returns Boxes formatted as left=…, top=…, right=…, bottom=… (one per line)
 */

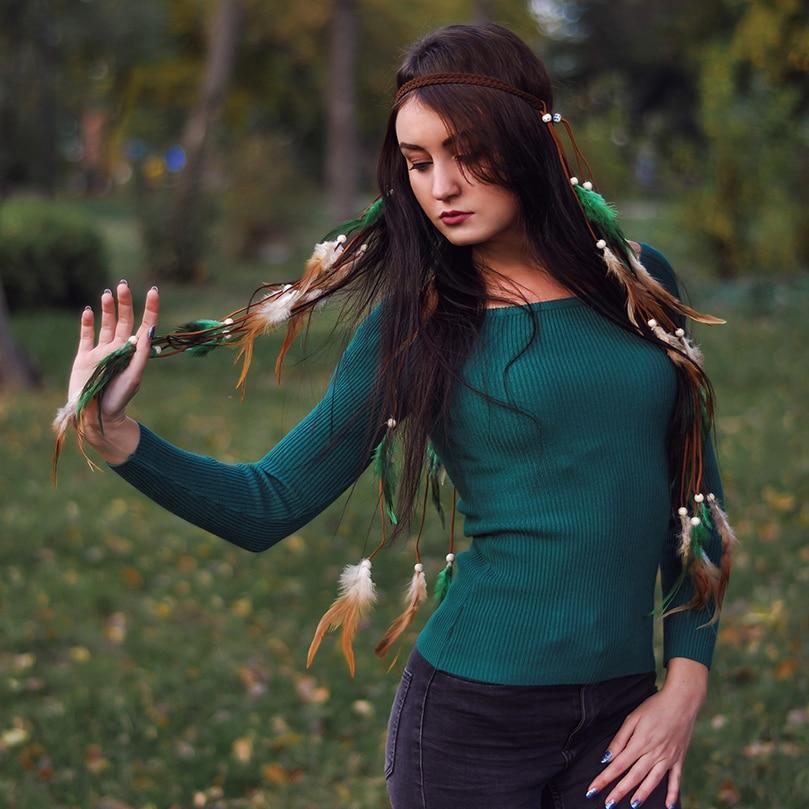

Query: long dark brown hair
left=276, top=22, right=727, bottom=619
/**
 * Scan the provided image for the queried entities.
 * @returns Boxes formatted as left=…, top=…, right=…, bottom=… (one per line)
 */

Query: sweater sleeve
left=640, top=242, right=725, bottom=670
left=106, top=302, right=388, bottom=553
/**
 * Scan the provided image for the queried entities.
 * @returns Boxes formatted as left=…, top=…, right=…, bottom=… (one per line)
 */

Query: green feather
left=426, top=440, right=446, bottom=528
left=321, top=196, right=385, bottom=243
left=433, top=563, right=454, bottom=605
left=574, top=185, right=633, bottom=263
left=372, top=431, right=398, bottom=525
left=76, top=341, right=137, bottom=435
left=175, top=319, right=231, bottom=356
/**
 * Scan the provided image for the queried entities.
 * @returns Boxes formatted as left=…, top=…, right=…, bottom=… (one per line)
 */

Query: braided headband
left=51, top=71, right=735, bottom=678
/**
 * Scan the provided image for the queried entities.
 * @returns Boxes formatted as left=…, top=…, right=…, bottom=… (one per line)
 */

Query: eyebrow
left=398, top=131, right=468, bottom=152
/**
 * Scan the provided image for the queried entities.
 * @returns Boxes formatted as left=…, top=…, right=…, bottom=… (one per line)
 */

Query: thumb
left=128, top=323, right=156, bottom=382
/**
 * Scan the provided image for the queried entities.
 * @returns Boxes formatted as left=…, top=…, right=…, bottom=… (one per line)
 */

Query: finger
left=602, top=752, right=655, bottom=809
left=627, top=759, right=670, bottom=808
left=127, top=286, right=160, bottom=379
left=98, top=287, right=116, bottom=345
left=78, top=305, right=95, bottom=352
left=113, top=280, right=134, bottom=343
left=665, top=760, right=682, bottom=808
left=602, top=713, right=639, bottom=763
left=588, top=734, right=644, bottom=796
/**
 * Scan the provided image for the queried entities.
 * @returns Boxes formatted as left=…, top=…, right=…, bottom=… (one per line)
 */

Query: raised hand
left=68, top=280, right=160, bottom=435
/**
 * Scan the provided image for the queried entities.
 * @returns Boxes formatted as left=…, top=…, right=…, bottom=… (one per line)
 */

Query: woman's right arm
left=75, top=284, right=389, bottom=553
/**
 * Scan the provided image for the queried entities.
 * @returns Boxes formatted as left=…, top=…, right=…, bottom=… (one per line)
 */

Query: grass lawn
left=1, top=194, right=806, bottom=808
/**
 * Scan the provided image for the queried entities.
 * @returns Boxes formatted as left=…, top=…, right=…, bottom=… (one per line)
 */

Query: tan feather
left=601, top=246, right=643, bottom=329
left=306, top=559, right=377, bottom=678
left=374, top=565, right=428, bottom=658
left=626, top=250, right=726, bottom=325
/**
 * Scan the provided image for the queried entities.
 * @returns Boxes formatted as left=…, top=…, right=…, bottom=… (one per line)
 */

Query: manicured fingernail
left=103, top=288, right=112, bottom=295
left=118, top=278, right=128, bottom=286
left=585, top=787, right=599, bottom=798
left=600, top=750, right=612, bottom=763
left=147, top=325, right=156, bottom=340
left=84, top=305, right=92, bottom=311
left=150, top=285, right=158, bottom=291
left=631, top=800, right=643, bottom=808
left=604, top=800, right=615, bottom=809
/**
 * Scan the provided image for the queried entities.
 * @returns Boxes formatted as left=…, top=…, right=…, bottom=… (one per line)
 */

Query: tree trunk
left=166, top=0, right=243, bottom=284
left=0, top=278, right=41, bottom=391
left=326, top=0, right=359, bottom=222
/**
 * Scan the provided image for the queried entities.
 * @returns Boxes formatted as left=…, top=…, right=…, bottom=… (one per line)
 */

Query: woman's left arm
left=584, top=244, right=727, bottom=809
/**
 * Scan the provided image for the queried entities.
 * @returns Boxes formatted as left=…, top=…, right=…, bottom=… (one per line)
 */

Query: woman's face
left=395, top=96, right=522, bottom=248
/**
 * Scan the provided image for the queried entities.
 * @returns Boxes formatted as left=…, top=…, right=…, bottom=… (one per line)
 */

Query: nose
left=432, top=157, right=463, bottom=201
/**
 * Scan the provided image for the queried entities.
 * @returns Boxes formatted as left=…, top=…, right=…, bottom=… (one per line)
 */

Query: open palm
left=68, top=281, right=160, bottom=431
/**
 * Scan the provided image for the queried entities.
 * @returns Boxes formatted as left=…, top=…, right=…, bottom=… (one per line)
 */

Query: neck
left=472, top=227, right=572, bottom=303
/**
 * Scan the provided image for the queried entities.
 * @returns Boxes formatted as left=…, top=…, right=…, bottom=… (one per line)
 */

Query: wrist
left=82, top=415, right=141, bottom=465
left=662, top=657, right=709, bottom=708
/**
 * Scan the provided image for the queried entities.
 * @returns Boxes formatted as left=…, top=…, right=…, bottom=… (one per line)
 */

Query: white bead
left=647, top=319, right=657, bottom=328
left=596, top=239, right=606, bottom=249
left=690, top=516, right=701, bottom=526
left=414, top=562, right=424, bottom=572
left=707, top=492, right=716, bottom=501
left=552, top=113, right=562, bottom=122
left=445, top=553, right=455, bottom=563
left=542, top=113, right=552, bottom=122
left=387, top=417, right=397, bottom=429
left=674, top=328, right=685, bottom=337
left=583, top=180, right=593, bottom=190
left=678, top=506, right=688, bottom=516
left=336, top=234, right=347, bottom=243
left=570, top=176, right=579, bottom=185
left=360, top=558, right=372, bottom=569
left=153, top=345, right=162, bottom=355
left=224, top=317, right=234, bottom=325
left=127, top=335, right=138, bottom=345
left=360, top=243, right=368, bottom=252
left=694, top=492, right=704, bottom=502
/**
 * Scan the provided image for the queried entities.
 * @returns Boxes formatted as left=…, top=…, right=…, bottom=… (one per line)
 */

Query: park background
left=0, top=0, right=807, bottom=807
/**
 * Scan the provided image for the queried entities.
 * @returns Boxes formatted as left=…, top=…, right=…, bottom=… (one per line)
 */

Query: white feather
left=337, top=559, right=377, bottom=608
left=52, top=394, right=79, bottom=435
left=404, top=567, right=427, bottom=607
left=254, top=284, right=302, bottom=331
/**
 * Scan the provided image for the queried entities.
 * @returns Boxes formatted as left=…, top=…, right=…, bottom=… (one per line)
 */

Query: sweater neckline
left=483, top=295, right=585, bottom=316
left=482, top=242, right=646, bottom=318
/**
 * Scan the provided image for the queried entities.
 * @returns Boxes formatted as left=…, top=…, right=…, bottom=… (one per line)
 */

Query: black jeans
left=385, top=645, right=681, bottom=809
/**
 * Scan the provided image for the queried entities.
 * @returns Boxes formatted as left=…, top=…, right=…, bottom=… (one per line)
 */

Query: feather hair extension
left=706, top=491, right=741, bottom=610
left=306, top=558, right=377, bottom=678
left=373, top=418, right=399, bottom=525
left=426, top=440, right=446, bottom=528
left=374, top=563, right=428, bottom=658
left=600, top=245, right=645, bottom=329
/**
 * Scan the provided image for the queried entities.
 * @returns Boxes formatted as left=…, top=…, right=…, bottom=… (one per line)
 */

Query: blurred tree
left=0, top=0, right=166, bottom=196
left=326, top=0, right=360, bottom=221
left=167, top=0, right=244, bottom=283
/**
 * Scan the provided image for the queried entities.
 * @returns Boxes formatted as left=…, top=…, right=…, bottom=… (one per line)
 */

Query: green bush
left=0, top=196, right=110, bottom=311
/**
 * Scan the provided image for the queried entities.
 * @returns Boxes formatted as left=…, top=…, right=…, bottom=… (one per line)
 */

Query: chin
left=439, top=225, right=491, bottom=246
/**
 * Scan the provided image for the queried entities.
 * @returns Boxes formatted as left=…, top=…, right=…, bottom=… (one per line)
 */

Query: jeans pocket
left=385, top=666, right=413, bottom=779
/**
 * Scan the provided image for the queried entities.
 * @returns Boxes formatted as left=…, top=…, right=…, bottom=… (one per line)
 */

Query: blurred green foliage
left=0, top=197, right=110, bottom=312
left=1, top=0, right=806, bottom=277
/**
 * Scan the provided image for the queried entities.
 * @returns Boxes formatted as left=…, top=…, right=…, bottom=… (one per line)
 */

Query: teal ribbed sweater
left=109, top=242, right=725, bottom=685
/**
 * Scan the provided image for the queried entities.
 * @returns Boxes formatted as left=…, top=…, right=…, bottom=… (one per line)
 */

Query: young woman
left=64, top=22, right=736, bottom=809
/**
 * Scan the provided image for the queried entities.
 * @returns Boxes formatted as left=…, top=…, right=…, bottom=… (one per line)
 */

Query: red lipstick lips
left=440, top=210, right=473, bottom=225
